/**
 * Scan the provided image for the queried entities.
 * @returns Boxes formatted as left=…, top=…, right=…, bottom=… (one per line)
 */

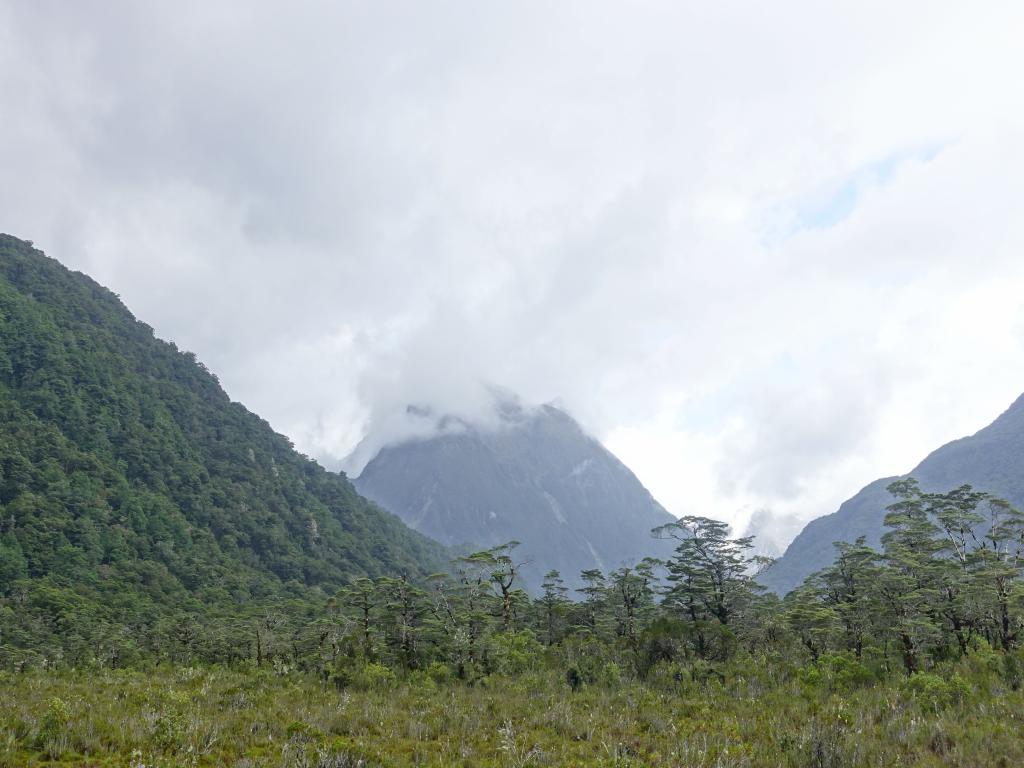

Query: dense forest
left=0, top=234, right=447, bottom=671
left=27, top=475, right=1014, bottom=682
left=2, top=235, right=1024, bottom=766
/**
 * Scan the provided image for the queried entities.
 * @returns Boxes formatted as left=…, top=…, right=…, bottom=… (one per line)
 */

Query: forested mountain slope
left=0, top=234, right=446, bottom=665
left=354, top=397, right=677, bottom=592
left=762, top=393, right=1024, bottom=594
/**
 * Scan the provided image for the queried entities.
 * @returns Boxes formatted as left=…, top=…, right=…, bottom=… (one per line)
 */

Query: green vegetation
left=0, top=234, right=446, bottom=670
left=2, top=648, right=1023, bottom=766
left=3, top=483, right=1024, bottom=765
left=3, top=234, right=1024, bottom=765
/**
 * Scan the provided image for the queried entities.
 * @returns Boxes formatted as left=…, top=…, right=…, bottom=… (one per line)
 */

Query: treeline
left=313, top=479, right=1024, bottom=687
left=6, top=478, right=1022, bottom=688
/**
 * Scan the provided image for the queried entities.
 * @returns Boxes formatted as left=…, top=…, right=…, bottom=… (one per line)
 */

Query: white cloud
left=2, top=1, right=1024, bottom=547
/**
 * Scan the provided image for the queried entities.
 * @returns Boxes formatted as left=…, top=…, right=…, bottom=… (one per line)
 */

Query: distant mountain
left=762, top=394, right=1024, bottom=595
left=352, top=396, right=677, bottom=592
left=0, top=234, right=447, bottom=663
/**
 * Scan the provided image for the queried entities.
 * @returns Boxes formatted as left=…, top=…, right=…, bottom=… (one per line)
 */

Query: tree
left=975, top=496, right=1024, bottom=649
left=338, top=577, right=377, bottom=659
left=377, top=575, right=427, bottom=670
left=575, top=568, right=610, bottom=638
left=816, top=537, right=881, bottom=658
left=654, top=516, right=762, bottom=659
left=422, top=572, right=462, bottom=661
left=609, top=558, right=660, bottom=665
left=538, top=570, right=569, bottom=646
left=880, top=480, right=948, bottom=671
left=784, top=581, right=839, bottom=661
left=450, top=553, right=494, bottom=676
left=460, top=541, right=530, bottom=631
left=253, top=612, right=286, bottom=667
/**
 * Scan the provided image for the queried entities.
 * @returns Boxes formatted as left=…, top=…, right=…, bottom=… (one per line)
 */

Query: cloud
left=742, top=509, right=805, bottom=560
left=2, top=1, right=1024, bottom=545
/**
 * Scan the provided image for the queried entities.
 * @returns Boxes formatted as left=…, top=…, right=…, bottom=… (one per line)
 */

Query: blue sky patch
left=767, top=140, right=951, bottom=243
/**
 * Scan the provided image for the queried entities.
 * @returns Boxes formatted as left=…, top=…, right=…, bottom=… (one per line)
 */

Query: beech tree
left=538, top=570, right=569, bottom=645
left=461, top=541, right=530, bottom=631
left=609, top=558, right=660, bottom=665
left=654, top=516, right=763, bottom=658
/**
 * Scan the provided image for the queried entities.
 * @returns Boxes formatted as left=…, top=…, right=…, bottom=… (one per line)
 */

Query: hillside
left=353, top=396, right=677, bottom=592
left=762, top=393, right=1024, bottom=594
left=0, top=234, right=447, bottom=666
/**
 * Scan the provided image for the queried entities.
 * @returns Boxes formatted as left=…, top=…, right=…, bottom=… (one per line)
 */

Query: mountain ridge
left=353, top=395, right=678, bottom=592
left=762, top=393, right=1024, bottom=594
left=0, top=233, right=447, bottom=664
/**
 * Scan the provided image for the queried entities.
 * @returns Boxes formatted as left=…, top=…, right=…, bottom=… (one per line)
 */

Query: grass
left=1, top=657, right=1022, bottom=767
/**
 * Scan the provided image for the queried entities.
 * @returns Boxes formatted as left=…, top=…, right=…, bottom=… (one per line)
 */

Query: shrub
left=351, top=662, right=397, bottom=691
left=489, top=631, right=544, bottom=676
left=904, top=672, right=969, bottom=712
left=424, top=660, right=454, bottom=685
left=566, top=666, right=582, bottom=692
left=37, top=696, right=71, bottom=759
left=596, top=661, right=622, bottom=689
left=1002, top=651, right=1023, bottom=691
left=152, top=711, right=188, bottom=753
left=817, top=653, right=875, bottom=692
left=330, top=667, right=353, bottom=691
left=286, top=720, right=325, bottom=744
left=644, top=661, right=693, bottom=694
left=799, top=665, right=823, bottom=688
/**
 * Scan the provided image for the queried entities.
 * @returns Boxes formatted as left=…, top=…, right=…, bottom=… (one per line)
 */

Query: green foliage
left=298, top=475, right=1024, bottom=710
left=488, top=630, right=544, bottom=676
left=0, top=234, right=447, bottom=668
left=1002, top=650, right=1023, bottom=690
left=813, top=653, right=876, bottom=692
left=335, top=661, right=398, bottom=692
left=903, top=671, right=970, bottom=712
left=3, top=661, right=1022, bottom=767
left=424, top=660, right=454, bottom=684
left=5, top=231, right=1024, bottom=764
left=654, top=516, right=763, bottom=661
left=36, top=696, right=70, bottom=759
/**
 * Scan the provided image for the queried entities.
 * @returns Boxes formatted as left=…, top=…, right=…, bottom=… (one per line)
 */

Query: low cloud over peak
left=4, top=1, right=1024, bottom=548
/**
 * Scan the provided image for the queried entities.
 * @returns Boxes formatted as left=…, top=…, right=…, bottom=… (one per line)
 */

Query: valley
left=3, top=236, right=1024, bottom=766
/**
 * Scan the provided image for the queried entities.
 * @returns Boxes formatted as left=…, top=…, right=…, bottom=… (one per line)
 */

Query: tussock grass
left=1, top=658, right=1022, bottom=767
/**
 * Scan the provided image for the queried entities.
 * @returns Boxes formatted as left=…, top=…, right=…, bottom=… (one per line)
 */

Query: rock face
left=762, top=394, right=1024, bottom=595
left=353, top=399, right=678, bottom=592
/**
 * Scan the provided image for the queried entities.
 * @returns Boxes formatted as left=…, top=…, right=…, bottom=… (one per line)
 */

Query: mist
left=3, top=1, right=1024, bottom=544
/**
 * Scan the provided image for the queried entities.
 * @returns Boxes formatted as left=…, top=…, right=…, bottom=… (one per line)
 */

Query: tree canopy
left=0, top=234, right=447, bottom=668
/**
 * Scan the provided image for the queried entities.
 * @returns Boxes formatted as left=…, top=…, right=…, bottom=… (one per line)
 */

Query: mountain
left=352, top=396, right=678, bottom=592
left=0, top=234, right=447, bottom=664
left=762, top=394, right=1024, bottom=595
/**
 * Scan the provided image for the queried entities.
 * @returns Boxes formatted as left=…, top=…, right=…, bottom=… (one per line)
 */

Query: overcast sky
left=3, top=1, right=1024, bottom=551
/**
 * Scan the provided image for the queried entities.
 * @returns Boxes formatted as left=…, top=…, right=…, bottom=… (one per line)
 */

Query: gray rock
left=353, top=398, right=677, bottom=593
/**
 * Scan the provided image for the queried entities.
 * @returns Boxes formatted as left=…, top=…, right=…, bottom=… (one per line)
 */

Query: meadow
left=3, top=651, right=1023, bottom=768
